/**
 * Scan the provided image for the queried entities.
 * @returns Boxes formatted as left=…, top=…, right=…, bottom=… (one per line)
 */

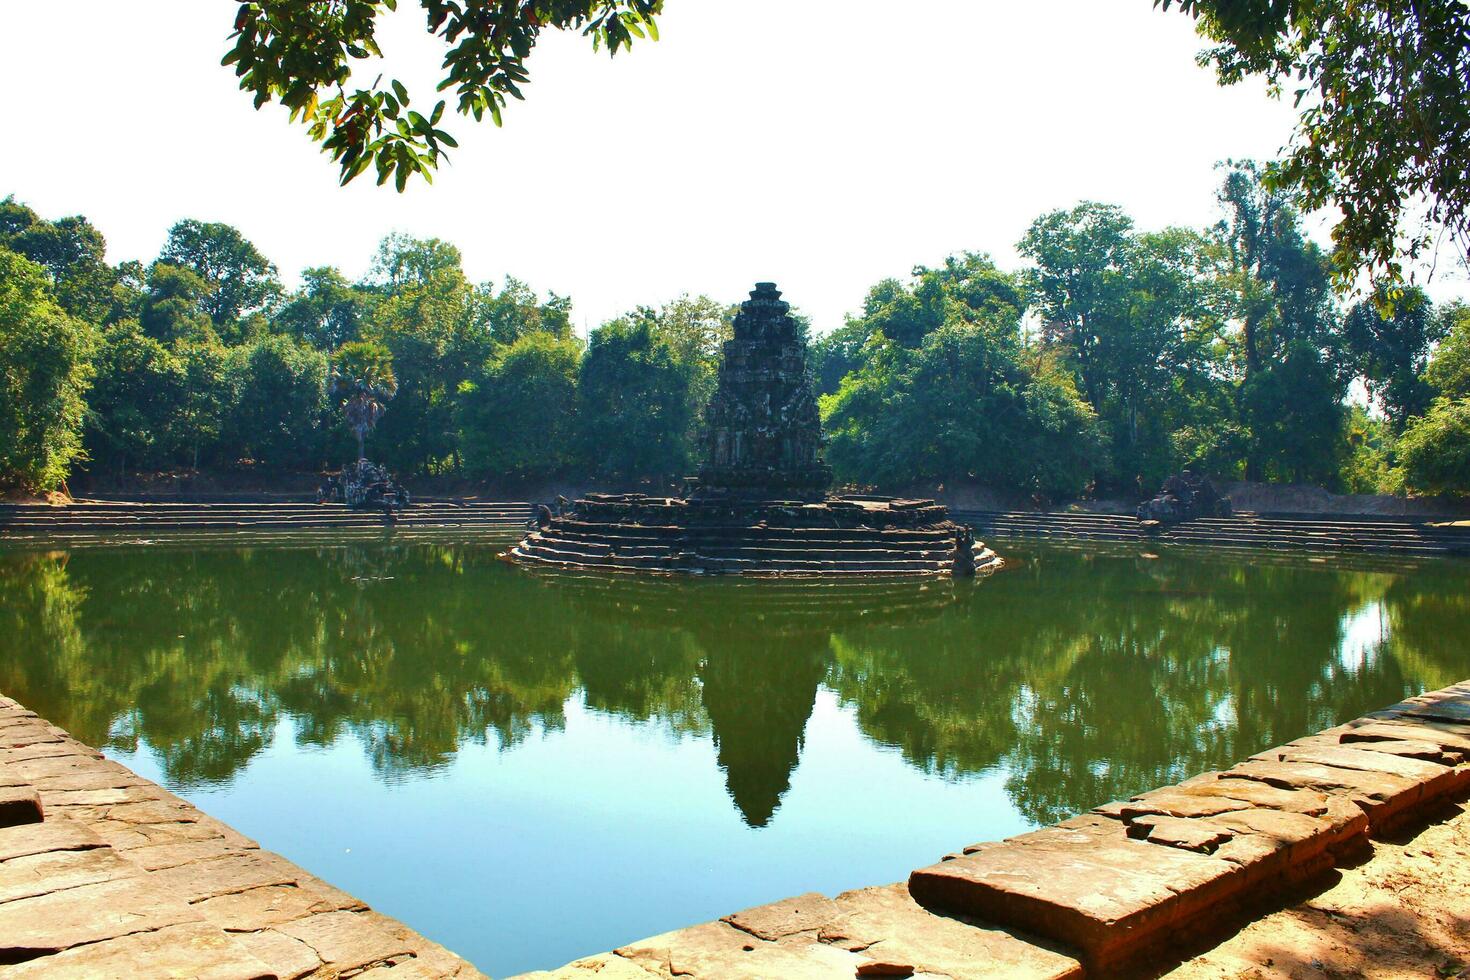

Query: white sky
left=2, top=0, right=1465, bottom=334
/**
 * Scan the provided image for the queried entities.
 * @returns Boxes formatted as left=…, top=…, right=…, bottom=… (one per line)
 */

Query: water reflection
left=1, top=540, right=1467, bottom=827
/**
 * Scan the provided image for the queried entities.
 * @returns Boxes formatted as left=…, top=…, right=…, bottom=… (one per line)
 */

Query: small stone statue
left=952, top=527, right=977, bottom=577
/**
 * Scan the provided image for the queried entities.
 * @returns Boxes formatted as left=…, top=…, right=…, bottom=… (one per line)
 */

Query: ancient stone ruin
left=693, top=282, right=832, bottom=502
left=1137, top=470, right=1233, bottom=525
left=507, top=283, right=999, bottom=577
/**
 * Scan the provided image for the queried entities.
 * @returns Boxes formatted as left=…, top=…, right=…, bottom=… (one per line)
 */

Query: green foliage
left=175, top=338, right=235, bottom=470
left=159, top=220, right=281, bottom=336
left=275, top=267, right=373, bottom=350
left=1427, top=303, right=1470, bottom=401
left=1019, top=204, right=1223, bottom=487
left=1395, top=397, right=1470, bottom=495
left=477, top=276, right=574, bottom=346
left=459, top=332, right=581, bottom=480
left=1339, top=406, right=1397, bottom=495
left=810, top=318, right=876, bottom=398
left=139, top=263, right=214, bottom=343
left=636, top=294, right=733, bottom=452
left=225, top=335, right=329, bottom=468
left=1343, top=287, right=1446, bottom=430
left=1212, top=162, right=1346, bottom=481
left=0, top=248, right=98, bottom=492
left=1158, top=0, right=1470, bottom=290
left=224, top=0, right=662, bottom=188
left=1240, top=341, right=1348, bottom=485
left=85, top=321, right=187, bottom=471
left=822, top=319, right=1106, bottom=502
left=0, top=199, right=119, bottom=326
left=576, top=317, right=692, bottom=480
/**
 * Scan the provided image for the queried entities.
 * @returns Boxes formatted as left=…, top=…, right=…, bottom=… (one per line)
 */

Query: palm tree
left=331, top=342, right=397, bottom=461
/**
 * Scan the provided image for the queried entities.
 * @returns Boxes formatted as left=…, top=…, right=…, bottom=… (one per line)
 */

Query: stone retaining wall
left=0, top=692, right=485, bottom=979
left=522, top=681, right=1470, bottom=979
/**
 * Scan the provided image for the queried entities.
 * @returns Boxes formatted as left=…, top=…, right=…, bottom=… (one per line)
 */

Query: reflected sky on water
left=3, top=536, right=1468, bottom=975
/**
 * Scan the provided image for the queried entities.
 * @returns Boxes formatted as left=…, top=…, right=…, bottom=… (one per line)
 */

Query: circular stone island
left=504, top=282, right=1002, bottom=578
left=505, top=493, right=1001, bottom=577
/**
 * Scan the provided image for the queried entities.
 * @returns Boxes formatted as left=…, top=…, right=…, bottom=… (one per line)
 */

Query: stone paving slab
left=517, top=882, right=1083, bottom=980
left=0, top=691, right=487, bottom=979
left=909, top=681, right=1470, bottom=974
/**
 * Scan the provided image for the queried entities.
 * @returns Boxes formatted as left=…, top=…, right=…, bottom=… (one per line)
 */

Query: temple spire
left=694, top=282, right=832, bottom=501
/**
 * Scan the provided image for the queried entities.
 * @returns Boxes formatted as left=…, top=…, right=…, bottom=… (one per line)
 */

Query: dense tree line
left=2, top=163, right=1468, bottom=499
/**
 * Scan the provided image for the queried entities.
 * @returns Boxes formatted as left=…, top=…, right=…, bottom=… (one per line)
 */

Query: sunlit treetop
left=225, top=0, right=662, bottom=191
left=1158, top=0, right=1470, bottom=294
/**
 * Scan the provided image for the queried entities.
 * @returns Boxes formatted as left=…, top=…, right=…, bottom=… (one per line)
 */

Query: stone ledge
left=909, top=681, right=1470, bottom=974
left=0, top=693, right=486, bottom=979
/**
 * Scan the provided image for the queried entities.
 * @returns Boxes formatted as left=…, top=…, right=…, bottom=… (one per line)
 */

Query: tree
left=364, top=238, right=487, bottom=473
left=176, top=339, right=235, bottom=470
left=458, top=332, right=581, bottom=480
left=0, top=249, right=98, bottom=492
left=1020, top=206, right=1222, bottom=487
left=475, top=276, right=574, bottom=346
left=84, top=322, right=186, bottom=473
left=331, top=341, right=397, bottom=461
left=1158, top=0, right=1470, bottom=289
left=1427, top=303, right=1470, bottom=401
left=823, top=323, right=1106, bottom=501
left=224, top=1, right=662, bottom=188
left=1211, top=162, right=1346, bottom=482
left=159, top=220, right=282, bottom=335
left=1395, top=397, right=1470, bottom=495
left=810, top=318, right=876, bottom=398
left=139, top=263, right=215, bottom=343
left=822, top=264, right=1106, bottom=503
left=0, top=198, right=119, bottom=325
left=576, top=317, right=692, bottom=481
left=274, top=267, right=373, bottom=350
left=226, top=335, right=328, bottom=468
left=1018, top=203, right=1136, bottom=413
left=638, top=294, right=734, bottom=452
left=1343, top=287, right=1446, bottom=431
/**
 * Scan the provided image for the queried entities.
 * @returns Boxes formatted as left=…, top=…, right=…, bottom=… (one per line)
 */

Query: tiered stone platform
left=522, top=680, right=1470, bottom=979
left=507, top=493, right=1000, bottom=577
left=958, top=509, right=1470, bottom=558
left=0, top=499, right=533, bottom=546
left=0, top=692, right=483, bottom=978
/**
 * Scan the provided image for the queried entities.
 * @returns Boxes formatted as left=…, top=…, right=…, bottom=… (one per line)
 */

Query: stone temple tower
left=694, top=283, right=833, bottom=501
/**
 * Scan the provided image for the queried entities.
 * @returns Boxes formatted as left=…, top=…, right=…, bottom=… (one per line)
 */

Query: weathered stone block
left=276, top=910, right=415, bottom=973
left=909, top=817, right=1242, bottom=971
left=0, top=874, right=202, bottom=957
left=0, top=821, right=104, bottom=862
left=0, top=786, right=42, bottom=829
left=0, top=845, right=139, bottom=905
left=0, top=921, right=273, bottom=980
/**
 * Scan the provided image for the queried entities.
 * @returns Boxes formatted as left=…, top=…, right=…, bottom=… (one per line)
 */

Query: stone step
left=526, top=533, right=956, bottom=564
left=908, top=683, right=1470, bottom=975
left=511, top=541, right=959, bottom=575
left=545, top=527, right=960, bottom=551
left=551, top=519, right=962, bottom=543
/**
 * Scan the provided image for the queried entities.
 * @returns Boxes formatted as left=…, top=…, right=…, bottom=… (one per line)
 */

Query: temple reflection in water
left=1, top=538, right=1468, bottom=827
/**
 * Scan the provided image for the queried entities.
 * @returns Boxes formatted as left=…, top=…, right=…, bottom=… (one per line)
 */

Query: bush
left=1395, top=397, right=1470, bottom=495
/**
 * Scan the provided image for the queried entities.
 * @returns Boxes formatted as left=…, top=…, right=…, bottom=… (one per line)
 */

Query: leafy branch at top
left=1157, top=0, right=1470, bottom=295
left=224, top=0, right=662, bottom=190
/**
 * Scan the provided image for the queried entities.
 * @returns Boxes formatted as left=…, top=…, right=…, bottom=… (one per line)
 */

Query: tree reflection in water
left=1, top=540, right=1467, bottom=827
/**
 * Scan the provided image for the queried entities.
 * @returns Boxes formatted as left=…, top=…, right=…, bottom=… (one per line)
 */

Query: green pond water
left=2, top=534, right=1469, bottom=976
